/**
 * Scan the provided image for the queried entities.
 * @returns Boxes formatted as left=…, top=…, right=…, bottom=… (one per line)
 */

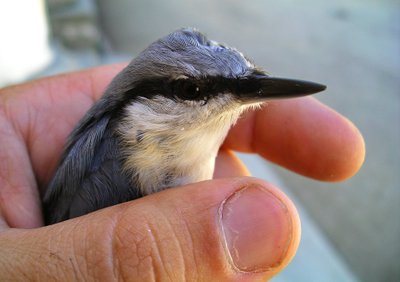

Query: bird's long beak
left=236, top=73, right=326, bottom=102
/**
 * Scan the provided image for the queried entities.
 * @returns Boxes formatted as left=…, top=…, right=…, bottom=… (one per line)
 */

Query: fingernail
left=219, top=184, right=292, bottom=272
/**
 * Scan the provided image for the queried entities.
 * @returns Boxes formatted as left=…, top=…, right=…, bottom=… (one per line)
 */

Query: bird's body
left=43, top=28, right=326, bottom=224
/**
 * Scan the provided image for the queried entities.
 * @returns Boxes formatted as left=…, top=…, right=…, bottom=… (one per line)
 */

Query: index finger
left=223, top=97, right=365, bottom=182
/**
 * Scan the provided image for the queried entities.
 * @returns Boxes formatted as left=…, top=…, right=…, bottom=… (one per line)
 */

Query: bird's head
left=105, top=28, right=326, bottom=133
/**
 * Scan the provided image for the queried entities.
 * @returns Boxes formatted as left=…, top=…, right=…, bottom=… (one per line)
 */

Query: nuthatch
left=43, top=28, right=326, bottom=224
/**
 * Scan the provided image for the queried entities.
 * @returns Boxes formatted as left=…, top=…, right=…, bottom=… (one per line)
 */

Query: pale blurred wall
left=0, top=0, right=52, bottom=85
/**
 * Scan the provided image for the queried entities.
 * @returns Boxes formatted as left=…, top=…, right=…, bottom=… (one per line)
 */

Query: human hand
left=0, top=64, right=364, bottom=281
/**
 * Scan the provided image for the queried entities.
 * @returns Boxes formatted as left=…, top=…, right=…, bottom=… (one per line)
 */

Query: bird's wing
left=43, top=115, right=141, bottom=224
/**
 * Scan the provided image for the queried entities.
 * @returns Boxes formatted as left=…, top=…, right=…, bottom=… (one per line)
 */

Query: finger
left=224, top=97, right=365, bottom=181
left=0, top=63, right=127, bottom=188
left=0, top=111, right=43, bottom=228
left=0, top=178, right=300, bottom=281
left=214, top=149, right=251, bottom=178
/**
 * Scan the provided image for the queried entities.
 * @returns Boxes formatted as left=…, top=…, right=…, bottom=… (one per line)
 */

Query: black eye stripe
left=124, top=76, right=244, bottom=104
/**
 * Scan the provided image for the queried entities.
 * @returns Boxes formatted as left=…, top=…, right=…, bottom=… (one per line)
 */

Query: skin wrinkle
left=111, top=234, right=125, bottom=282
left=112, top=201, right=198, bottom=281
left=47, top=251, right=66, bottom=279
left=164, top=214, right=187, bottom=281
left=70, top=218, right=114, bottom=281
left=164, top=188, right=221, bottom=281
left=113, top=210, right=157, bottom=280
left=143, top=222, right=162, bottom=281
left=85, top=71, right=98, bottom=105
left=112, top=223, right=134, bottom=282
left=0, top=232, right=21, bottom=278
left=39, top=227, right=62, bottom=278
left=26, top=242, right=56, bottom=280
left=176, top=185, right=228, bottom=280
left=85, top=230, right=102, bottom=280
left=62, top=227, right=84, bottom=281
left=88, top=242, right=115, bottom=281
left=68, top=257, right=80, bottom=282
left=104, top=213, right=122, bottom=282
left=1, top=229, right=52, bottom=280
left=71, top=223, right=88, bottom=280
left=172, top=199, right=212, bottom=281
left=147, top=211, right=186, bottom=282
left=23, top=97, right=37, bottom=161
left=92, top=230, right=120, bottom=281
left=178, top=214, right=197, bottom=282
left=138, top=223, right=157, bottom=282
left=3, top=253, right=28, bottom=280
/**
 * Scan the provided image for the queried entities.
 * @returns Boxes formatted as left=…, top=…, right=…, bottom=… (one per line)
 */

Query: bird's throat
left=117, top=105, right=243, bottom=195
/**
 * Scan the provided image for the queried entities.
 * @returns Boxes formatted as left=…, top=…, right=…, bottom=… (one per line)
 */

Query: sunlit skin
left=0, top=63, right=365, bottom=281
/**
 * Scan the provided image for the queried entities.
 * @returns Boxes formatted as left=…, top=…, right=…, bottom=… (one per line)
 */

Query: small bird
left=43, top=28, right=326, bottom=224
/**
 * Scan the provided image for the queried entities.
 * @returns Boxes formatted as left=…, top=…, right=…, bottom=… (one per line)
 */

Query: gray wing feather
left=43, top=114, right=141, bottom=224
left=43, top=66, right=147, bottom=224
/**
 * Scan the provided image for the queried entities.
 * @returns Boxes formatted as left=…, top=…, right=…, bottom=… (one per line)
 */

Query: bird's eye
left=173, top=79, right=202, bottom=101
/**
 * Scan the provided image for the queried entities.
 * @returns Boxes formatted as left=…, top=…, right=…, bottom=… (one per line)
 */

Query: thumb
left=0, top=177, right=300, bottom=281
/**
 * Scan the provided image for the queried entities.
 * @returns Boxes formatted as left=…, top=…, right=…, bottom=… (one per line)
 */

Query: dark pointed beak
left=236, top=73, right=326, bottom=102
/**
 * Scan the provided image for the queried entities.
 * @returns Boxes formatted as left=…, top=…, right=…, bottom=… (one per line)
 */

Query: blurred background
left=0, top=0, right=399, bottom=281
